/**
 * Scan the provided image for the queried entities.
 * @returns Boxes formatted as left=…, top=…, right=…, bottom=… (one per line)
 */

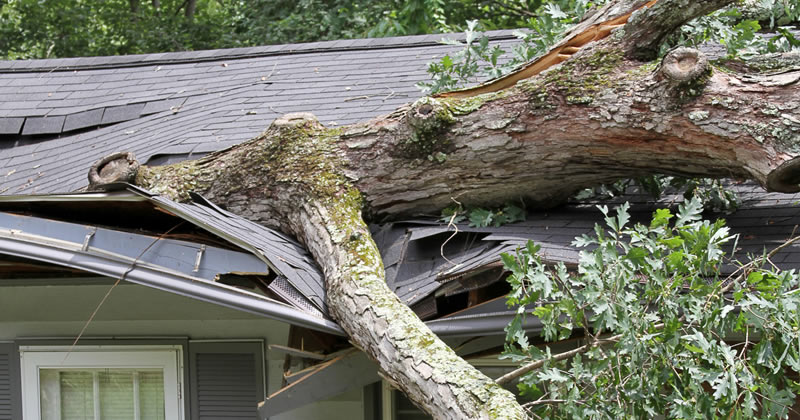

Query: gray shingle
left=101, top=103, right=146, bottom=124
left=64, top=82, right=103, bottom=91
left=63, top=108, right=104, bottom=131
left=67, top=89, right=111, bottom=99
left=21, top=116, right=65, bottom=135
left=141, top=98, right=186, bottom=115
left=0, top=118, right=24, bottom=134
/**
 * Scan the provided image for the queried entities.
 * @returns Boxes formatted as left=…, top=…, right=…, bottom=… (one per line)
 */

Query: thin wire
left=63, top=222, right=185, bottom=363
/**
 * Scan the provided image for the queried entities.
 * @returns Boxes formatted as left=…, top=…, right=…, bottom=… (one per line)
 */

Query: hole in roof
left=0, top=133, right=61, bottom=149
left=146, top=152, right=210, bottom=166
left=0, top=199, right=239, bottom=251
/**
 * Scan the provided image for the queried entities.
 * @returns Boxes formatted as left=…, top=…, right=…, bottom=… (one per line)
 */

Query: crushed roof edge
left=0, top=214, right=344, bottom=335
left=0, top=30, right=521, bottom=73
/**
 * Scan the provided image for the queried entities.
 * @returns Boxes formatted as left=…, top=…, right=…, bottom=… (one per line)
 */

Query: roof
left=2, top=30, right=800, bottom=338
left=0, top=30, right=520, bottom=195
left=0, top=187, right=343, bottom=334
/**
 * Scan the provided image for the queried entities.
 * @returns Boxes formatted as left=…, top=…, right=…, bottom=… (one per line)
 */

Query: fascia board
left=0, top=191, right=147, bottom=203
left=0, top=229, right=344, bottom=336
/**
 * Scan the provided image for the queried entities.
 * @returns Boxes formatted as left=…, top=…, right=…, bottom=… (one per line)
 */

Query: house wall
left=0, top=282, right=364, bottom=420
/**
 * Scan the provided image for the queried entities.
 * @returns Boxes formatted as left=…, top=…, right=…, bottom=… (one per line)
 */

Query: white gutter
left=0, top=230, right=345, bottom=336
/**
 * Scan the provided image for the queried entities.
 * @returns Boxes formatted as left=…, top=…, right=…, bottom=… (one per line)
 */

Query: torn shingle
left=63, top=108, right=104, bottom=132
left=21, top=115, right=65, bottom=135
left=100, top=102, right=146, bottom=124
left=0, top=118, right=24, bottom=134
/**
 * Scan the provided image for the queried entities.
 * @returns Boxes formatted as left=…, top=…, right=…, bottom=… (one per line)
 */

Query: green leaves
left=421, top=0, right=603, bottom=94
left=438, top=202, right=526, bottom=227
left=417, top=19, right=515, bottom=94
left=501, top=198, right=800, bottom=418
left=0, top=0, right=251, bottom=59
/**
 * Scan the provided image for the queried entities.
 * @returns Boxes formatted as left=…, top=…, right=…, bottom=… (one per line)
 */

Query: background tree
left=0, top=0, right=243, bottom=59
left=0, top=0, right=541, bottom=59
left=2, top=0, right=797, bottom=63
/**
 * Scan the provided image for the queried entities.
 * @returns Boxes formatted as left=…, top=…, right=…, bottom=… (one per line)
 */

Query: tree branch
left=495, top=333, right=626, bottom=385
left=622, top=0, right=735, bottom=60
left=485, top=0, right=537, bottom=18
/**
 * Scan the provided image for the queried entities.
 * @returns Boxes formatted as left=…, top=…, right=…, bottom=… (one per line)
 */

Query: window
left=19, top=346, right=184, bottom=420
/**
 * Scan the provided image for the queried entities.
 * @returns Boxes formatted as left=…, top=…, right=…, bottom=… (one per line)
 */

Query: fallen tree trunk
left=89, top=0, right=800, bottom=417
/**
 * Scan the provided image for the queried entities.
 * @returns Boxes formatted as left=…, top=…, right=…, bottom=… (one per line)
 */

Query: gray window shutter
left=0, top=343, right=21, bottom=420
left=189, top=342, right=264, bottom=420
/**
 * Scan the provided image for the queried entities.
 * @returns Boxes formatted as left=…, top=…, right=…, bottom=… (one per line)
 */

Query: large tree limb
left=101, top=1, right=800, bottom=418
left=337, top=47, right=800, bottom=216
left=132, top=114, right=526, bottom=418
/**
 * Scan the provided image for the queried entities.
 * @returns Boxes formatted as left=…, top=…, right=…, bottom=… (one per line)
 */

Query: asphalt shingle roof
left=0, top=31, right=520, bottom=195
left=3, top=30, right=800, bottom=323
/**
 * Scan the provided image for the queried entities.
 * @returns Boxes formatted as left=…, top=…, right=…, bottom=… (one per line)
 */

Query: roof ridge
left=0, top=30, right=521, bottom=74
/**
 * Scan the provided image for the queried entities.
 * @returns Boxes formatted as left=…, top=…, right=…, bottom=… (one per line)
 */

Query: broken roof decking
left=144, top=190, right=327, bottom=315
left=376, top=185, right=800, bottom=309
left=0, top=187, right=336, bottom=331
left=0, top=211, right=344, bottom=335
left=0, top=31, right=520, bottom=196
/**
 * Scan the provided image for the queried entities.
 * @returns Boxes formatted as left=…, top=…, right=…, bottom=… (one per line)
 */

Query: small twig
left=550, top=268, right=591, bottom=340
left=263, top=62, right=278, bottom=80
left=496, top=332, right=621, bottom=385
left=173, top=0, right=188, bottom=16
left=63, top=222, right=184, bottom=362
left=440, top=196, right=465, bottom=270
left=524, top=409, right=544, bottom=420
left=522, top=399, right=569, bottom=407
left=485, top=0, right=537, bottom=17
left=752, top=389, right=800, bottom=416
left=344, top=95, right=371, bottom=102
left=718, top=234, right=800, bottom=298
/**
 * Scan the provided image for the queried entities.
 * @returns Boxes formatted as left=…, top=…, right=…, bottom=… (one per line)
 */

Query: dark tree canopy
left=0, top=0, right=539, bottom=59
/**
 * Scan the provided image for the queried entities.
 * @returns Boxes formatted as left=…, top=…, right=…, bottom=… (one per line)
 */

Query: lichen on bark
left=134, top=110, right=527, bottom=419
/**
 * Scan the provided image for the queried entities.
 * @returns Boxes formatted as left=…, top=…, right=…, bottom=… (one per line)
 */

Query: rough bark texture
left=123, top=0, right=800, bottom=418
left=135, top=113, right=526, bottom=419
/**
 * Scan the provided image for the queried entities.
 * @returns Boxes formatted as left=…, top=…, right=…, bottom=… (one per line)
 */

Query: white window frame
left=19, top=345, right=184, bottom=420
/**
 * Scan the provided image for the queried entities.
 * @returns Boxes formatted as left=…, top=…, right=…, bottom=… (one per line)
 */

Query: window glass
left=40, top=369, right=165, bottom=420
left=21, top=348, right=180, bottom=420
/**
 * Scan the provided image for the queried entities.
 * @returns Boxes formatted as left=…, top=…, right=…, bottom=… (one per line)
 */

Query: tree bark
left=117, top=0, right=800, bottom=418
left=184, top=0, right=197, bottom=20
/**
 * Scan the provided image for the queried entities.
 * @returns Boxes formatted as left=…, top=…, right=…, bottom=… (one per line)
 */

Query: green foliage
left=421, top=1, right=800, bottom=93
left=0, top=0, right=542, bottom=59
left=440, top=202, right=526, bottom=227
left=367, top=0, right=542, bottom=38
left=0, top=0, right=247, bottom=59
left=420, top=0, right=606, bottom=94
left=663, top=8, right=797, bottom=58
left=231, top=0, right=383, bottom=46
left=502, top=198, right=800, bottom=419
left=655, top=0, right=800, bottom=58
left=575, top=176, right=740, bottom=214
left=418, top=20, right=511, bottom=93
